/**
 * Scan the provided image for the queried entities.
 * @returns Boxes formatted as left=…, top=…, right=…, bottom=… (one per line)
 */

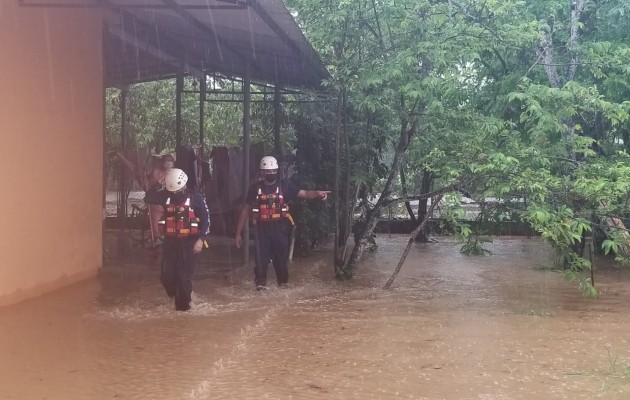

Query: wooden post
left=273, top=84, right=282, bottom=159
left=199, top=74, right=206, bottom=194
left=243, top=72, right=251, bottom=266
left=102, top=26, right=108, bottom=263
left=118, top=87, right=129, bottom=256
left=199, top=73, right=206, bottom=148
left=176, top=72, right=183, bottom=148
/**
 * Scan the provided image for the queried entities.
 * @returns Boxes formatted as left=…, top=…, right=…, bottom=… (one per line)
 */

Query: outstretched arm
left=297, top=189, right=331, bottom=201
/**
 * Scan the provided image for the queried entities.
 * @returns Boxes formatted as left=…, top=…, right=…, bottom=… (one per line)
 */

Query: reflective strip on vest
left=251, top=185, right=289, bottom=222
left=161, top=197, right=200, bottom=237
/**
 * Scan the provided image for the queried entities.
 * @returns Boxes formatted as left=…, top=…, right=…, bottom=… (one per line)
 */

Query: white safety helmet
left=259, top=156, right=278, bottom=170
left=164, top=168, right=188, bottom=192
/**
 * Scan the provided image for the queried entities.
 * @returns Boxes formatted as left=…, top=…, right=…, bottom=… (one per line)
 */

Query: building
left=0, top=0, right=328, bottom=307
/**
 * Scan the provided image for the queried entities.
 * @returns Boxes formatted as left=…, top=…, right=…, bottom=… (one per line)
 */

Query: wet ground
left=1, top=235, right=629, bottom=400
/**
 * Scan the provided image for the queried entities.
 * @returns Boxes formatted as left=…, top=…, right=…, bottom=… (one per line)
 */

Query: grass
left=523, top=309, right=553, bottom=317
left=606, top=347, right=630, bottom=381
left=565, top=347, right=630, bottom=397
left=530, top=263, right=562, bottom=272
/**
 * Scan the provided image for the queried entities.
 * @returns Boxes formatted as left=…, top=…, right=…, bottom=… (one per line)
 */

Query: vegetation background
left=106, top=0, right=630, bottom=296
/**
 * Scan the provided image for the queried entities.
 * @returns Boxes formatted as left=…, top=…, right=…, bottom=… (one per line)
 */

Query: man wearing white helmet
left=235, top=156, right=330, bottom=290
left=158, top=168, right=211, bottom=311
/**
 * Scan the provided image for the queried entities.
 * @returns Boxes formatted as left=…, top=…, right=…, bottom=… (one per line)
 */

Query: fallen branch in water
left=383, top=195, right=443, bottom=289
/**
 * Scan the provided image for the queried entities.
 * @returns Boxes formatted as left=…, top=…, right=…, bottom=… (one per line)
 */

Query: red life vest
left=251, top=184, right=290, bottom=223
left=158, top=197, right=199, bottom=237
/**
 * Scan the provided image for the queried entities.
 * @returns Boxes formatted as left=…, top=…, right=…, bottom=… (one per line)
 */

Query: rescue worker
left=158, top=168, right=210, bottom=311
left=234, top=156, right=330, bottom=290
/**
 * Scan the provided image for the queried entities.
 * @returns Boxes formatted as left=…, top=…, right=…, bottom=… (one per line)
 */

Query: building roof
left=22, top=0, right=330, bottom=89
left=103, top=0, right=329, bottom=89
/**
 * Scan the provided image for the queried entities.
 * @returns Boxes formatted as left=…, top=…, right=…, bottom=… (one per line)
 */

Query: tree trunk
left=567, top=0, right=585, bottom=82
left=414, top=170, right=433, bottom=242
left=400, top=167, right=417, bottom=223
left=347, top=120, right=419, bottom=269
left=383, top=195, right=442, bottom=289
left=334, top=88, right=345, bottom=269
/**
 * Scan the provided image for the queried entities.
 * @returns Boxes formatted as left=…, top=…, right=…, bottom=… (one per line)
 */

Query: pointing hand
left=318, top=191, right=331, bottom=200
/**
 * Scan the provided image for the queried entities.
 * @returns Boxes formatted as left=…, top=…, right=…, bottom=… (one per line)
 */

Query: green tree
left=288, top=0, right=630, bottom=294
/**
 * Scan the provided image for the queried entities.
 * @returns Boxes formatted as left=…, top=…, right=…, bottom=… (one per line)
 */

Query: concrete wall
left=0, top=2, right=104, bottom=306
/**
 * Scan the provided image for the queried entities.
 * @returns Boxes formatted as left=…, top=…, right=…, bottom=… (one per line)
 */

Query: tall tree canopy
left=286, top=0, right=630, bottom=293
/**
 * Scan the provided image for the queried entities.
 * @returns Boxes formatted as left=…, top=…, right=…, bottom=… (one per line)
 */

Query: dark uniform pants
left=254, top=221, right=290, bottom=286
left=161, top=237, right=198, bottom=310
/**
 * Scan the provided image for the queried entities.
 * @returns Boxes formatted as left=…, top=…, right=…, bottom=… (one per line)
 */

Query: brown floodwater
left=1, top=235, right=629, bottom=400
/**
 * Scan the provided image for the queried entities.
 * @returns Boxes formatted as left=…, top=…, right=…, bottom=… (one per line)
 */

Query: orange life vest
left=251, top=184, right=290, bottom=223
left=158, top=197, right=199, bottom=237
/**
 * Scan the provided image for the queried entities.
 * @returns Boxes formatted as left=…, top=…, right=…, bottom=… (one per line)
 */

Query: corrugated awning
left=21, top=0, right=330, bottom=89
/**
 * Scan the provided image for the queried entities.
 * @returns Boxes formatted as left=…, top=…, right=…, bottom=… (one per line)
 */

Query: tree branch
left=538, top=30, right=561, bottom=88
left=381, top=185, right=456, bottom=208
left=567, top=0, right=585, bottom=81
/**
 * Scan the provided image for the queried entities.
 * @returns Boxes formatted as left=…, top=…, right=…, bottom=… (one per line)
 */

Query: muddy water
left=1, top=236, right=629, bottom=400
